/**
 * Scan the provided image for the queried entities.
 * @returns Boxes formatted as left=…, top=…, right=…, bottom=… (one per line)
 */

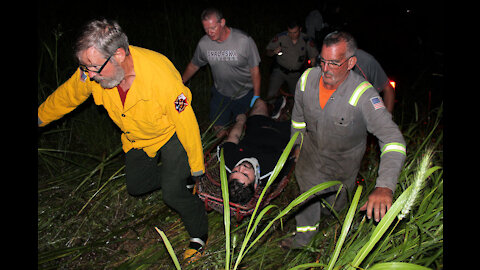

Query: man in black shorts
left=216, top=99, right=291, bottom=204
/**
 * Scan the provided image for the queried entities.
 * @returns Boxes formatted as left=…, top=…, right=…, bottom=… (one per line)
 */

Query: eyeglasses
left=79, top=55, right=112, bottom=74
left=319, top=55, right=354, bottom=69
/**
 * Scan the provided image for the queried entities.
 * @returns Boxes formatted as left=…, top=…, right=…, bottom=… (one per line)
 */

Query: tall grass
left=158, top=142, right=442, bottom=270
left=282, top=108, right=443, bottom=269
left=38, top=3, right=442, bottom=268
left=38, top=97, right=443, bottom=269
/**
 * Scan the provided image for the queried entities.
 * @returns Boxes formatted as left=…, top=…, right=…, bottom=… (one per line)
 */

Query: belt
left=277, top=64, right=303, bottom=74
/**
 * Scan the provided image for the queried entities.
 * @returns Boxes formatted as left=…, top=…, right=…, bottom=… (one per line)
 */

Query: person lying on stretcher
left=216, top=98, right=291, bottom=204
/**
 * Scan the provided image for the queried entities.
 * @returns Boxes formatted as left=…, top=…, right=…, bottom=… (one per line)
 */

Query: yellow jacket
left=38, top=46, right=205, bottom=175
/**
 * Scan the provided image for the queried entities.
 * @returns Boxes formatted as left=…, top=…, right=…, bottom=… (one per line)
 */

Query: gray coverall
left=290, top=67, right=406, bottom=246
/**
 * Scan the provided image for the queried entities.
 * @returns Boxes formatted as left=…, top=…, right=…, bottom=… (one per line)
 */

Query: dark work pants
left=125, top=133, right=208, bottom=239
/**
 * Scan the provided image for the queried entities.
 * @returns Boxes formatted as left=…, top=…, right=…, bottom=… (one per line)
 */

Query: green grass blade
left=288, top=262, right=328, bottom=270
left=367, top=262, right=431, bottom=270
left=77, top=165, right=125, bottom=215
left=219, top=148, right=231, bottom=269
left=38, top=148, right=102, bottom=161
left=234, top=131, right=300, bottom=269
left=244, top=181, right=343, bottom=258
left=327, top=185, right=363, bottom=270
left=154, top=227, right=181, bottom=270
left=245, top=131, right=301, bottom=234
left=348, top=184, right=412, bottom=269
left=233, top=204, right=278, bottom=267
left=72, top=146, right=123, bottom=194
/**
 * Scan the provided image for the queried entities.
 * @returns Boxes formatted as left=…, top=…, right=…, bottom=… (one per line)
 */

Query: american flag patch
left=80, top=70, right=88, bottom=82
left=370, top=96, right=385, bottom=110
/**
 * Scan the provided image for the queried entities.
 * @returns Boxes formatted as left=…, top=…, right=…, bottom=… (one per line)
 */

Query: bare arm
left=225, top=114, right=247, bottom=144
left=250, top=66, right=261, bottom=97
left=381, top=84, right=395, bottom=114
left=182, top=62, right=200, bottom=84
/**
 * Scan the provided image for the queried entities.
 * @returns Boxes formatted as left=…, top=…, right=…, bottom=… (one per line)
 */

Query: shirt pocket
left=329, top=107, right=354, bottom=138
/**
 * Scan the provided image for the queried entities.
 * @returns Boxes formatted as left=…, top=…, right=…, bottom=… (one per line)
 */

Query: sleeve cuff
left=192, top=170, right=204, bottom=177
left=375, top=181, right=396, bottom=194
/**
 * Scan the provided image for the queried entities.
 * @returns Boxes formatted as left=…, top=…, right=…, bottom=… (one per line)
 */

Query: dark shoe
left=186, top=177, right=195, bottom=193
left=280, top=235, right=305, bottom=250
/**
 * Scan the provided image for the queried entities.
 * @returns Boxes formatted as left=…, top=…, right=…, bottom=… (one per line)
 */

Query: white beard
left=93, top=59, right=125, bottom=89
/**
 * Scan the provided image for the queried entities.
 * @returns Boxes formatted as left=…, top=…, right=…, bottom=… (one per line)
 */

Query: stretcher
left=196, top=140, right=295, bottom=222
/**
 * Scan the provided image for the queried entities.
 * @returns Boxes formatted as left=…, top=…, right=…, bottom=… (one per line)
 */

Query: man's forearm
left=225, top=114, right=246, bottom=144
left=250, top=66, right=261, bottom=96
left=182, top=62, right=200, bottom=84
left=382, top=85, right=395, bottom=114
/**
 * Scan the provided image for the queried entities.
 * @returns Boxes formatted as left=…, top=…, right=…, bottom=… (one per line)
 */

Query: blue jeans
left=209, top=86, right=253, bottom=126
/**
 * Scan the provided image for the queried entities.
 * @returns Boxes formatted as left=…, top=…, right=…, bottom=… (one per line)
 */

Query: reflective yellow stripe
left=291, top=120, right=306, bottom=129
left=381, top=143, right=406, bottom=157
left=299, top=68, right=313, bottom=92
left=296, top=225, right=318, bottom=232
left=348, top=81, right=373, bottom=106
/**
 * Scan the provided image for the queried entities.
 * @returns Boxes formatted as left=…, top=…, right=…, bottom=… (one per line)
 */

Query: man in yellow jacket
left=38, top=19, right=208, bottom=262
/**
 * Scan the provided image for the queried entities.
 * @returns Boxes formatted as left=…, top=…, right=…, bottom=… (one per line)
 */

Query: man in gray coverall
left=282, top=31, right=406, bottom=248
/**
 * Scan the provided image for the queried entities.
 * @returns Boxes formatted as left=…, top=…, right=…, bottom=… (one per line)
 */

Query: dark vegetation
left=37, top=0, right=443, bottom=269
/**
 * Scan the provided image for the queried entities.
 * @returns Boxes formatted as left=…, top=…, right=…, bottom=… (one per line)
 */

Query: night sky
left=38, top=0, right=443, bottom=75
left=37, top=0, right=444, bottom=114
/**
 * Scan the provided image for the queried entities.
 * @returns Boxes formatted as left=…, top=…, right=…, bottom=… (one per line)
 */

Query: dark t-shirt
left=353, top=49, right=389, bottom=93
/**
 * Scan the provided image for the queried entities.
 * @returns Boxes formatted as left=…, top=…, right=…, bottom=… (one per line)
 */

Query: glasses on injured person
left=79, top=55, right=112, bottom=74
left=319, top=55, right=354, bottom=69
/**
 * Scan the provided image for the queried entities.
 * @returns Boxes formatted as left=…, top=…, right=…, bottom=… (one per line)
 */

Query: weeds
left=38, top=3, right=442, bottom=268
left=157, top=138, right=442, bottom=269
left=37, top=72, right=443, bottom=270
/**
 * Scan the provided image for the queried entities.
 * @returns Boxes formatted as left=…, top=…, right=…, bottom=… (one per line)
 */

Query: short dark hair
left=323, top=31, right=357, bottom=57
left=228, top=180, right=255, bottom=205
left=287, top=19, right=300, bottom=29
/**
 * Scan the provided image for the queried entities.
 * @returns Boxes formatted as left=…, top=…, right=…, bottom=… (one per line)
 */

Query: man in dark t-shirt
left=216, top=99, right=290, bottom=204
left=352, top=49, right=395, bottom=113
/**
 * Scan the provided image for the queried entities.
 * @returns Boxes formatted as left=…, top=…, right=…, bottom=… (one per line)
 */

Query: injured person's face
left=228, top=161, right=257, bottom=204
left=229, top=161, right=256, bottom=186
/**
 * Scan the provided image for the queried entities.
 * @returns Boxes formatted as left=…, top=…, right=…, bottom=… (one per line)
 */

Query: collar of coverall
left=234, top=157, right=261, bottom=187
